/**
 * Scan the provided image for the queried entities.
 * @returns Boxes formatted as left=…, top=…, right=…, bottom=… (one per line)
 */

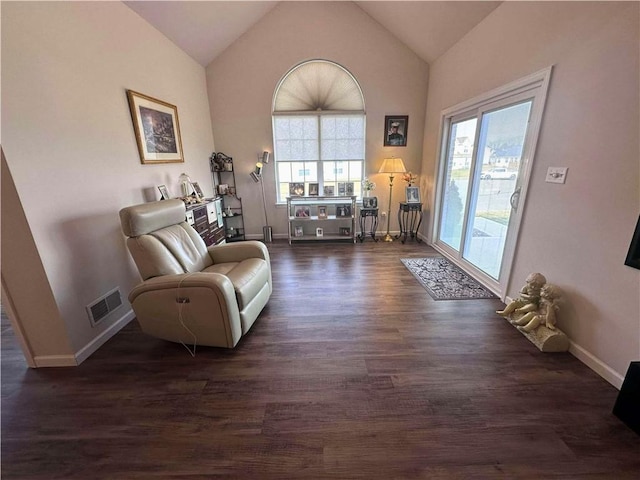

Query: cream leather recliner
left=119, top=199, right=272, bottom=348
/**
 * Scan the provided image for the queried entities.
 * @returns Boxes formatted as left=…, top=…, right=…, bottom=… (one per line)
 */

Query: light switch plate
left=545, top=167, right=568, bottom=184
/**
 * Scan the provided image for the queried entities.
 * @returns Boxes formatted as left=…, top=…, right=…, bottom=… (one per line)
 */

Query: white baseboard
left=499, top=296, right=623, bottom=389
left=33, top=354, right=79, bottom=367
left=33, top=309, right=135, bottom=367
left=75, top=309, right=135, bottom=365
left=569, top=341, right=624, bottom=389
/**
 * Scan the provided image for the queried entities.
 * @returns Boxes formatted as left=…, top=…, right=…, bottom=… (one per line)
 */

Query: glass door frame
left=431, top=67, right=553, bottom=299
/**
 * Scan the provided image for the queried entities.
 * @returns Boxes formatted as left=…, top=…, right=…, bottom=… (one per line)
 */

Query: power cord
left=176, top=273, right=197, bottom=357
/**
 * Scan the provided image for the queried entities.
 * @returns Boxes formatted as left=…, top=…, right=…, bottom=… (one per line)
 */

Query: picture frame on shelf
left=157, top=185, right=171, bottom=200
left=324, top=185, right=335, bottom=196
left=289, top=182, right=305, bottom=196
left=406, top=186, right=420, bottom=203
left=362, top=196, right=378, bottom=209
left=191, top=182, right=204, bottom=199
left=316, top=227, right=324, bottom=238
left=338, top=183, right=346, bottom=196
left=309, top=183, right=319, bottom=196
left=295, top=206, right=311, bottom=218
left=127, top=90, right=184, bottom=164
left=294, top=226, right=304, bottom=237
left=336, top=204, right=352, bottom=218
left=318, top=205, right=328, bottom=219
left=383, top=115, right=408, bottom=147
left=340, top=227, right=351, bottom=236
left=345, top=182, right=354, bottom=196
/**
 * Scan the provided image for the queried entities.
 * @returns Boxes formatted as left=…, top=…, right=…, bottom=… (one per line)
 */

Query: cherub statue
left=514, top=283, right=562, bottom=333
left=496, top=272, right=547, bottom=319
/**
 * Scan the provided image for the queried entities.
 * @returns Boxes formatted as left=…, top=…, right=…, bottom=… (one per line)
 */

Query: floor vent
left=87, top=288, right=122, bottom=326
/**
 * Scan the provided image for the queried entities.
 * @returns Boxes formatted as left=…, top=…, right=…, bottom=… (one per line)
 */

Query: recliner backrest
left=119, top=200, right=213, bottom=280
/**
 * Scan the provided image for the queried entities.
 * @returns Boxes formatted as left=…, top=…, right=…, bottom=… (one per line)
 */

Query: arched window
left=272, top=59, right=365, bottom=202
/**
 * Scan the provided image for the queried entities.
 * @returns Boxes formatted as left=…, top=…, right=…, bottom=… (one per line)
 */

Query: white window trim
left=431, top=66, right=553, bottom=297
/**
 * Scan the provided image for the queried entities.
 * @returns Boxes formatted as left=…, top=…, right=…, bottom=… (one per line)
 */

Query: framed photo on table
left=318, top=205, right=328, bottom=219
left=157, top=185, right=171, bottom=200
left=406, top=186, right=420, bottom=203
left=362, top=196, right=378, bottom=209
left=127, top=90, right=184, bottom=164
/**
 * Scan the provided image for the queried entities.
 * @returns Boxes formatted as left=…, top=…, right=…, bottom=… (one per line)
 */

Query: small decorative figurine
left=496, top=272, right=547, bottom=319
left=514, top=284, right=562, bottom=333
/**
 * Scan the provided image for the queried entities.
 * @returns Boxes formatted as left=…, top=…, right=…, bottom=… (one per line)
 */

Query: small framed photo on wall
left=318, top=205, right=328, bottom=219
left=384, top=115, right=408, bottom=147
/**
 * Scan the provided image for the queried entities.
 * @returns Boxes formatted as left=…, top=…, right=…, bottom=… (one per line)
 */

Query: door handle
left=510, top=187, right=521, bottom=210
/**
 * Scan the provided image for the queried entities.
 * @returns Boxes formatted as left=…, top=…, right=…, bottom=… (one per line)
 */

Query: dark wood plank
left=2, top=240, right=639, bottom=479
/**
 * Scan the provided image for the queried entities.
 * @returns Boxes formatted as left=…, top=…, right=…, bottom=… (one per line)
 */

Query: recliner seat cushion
left=203, top=258, right=269, bottom=310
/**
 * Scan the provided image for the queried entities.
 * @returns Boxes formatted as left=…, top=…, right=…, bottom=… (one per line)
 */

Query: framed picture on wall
left=324, top=185, right=335, bottom=196
left=309, top=183, right=319, bottom=196
left=384, top=115, right=408, bottom=147
left=127, top=90, right=184, bottom=164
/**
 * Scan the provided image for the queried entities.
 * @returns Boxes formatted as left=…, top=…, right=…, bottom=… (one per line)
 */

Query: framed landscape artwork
left=127, top=90, right=184, bottom=164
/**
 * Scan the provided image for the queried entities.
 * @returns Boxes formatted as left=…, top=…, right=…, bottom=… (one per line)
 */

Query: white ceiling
left=125, top=1, right=502, bottom=67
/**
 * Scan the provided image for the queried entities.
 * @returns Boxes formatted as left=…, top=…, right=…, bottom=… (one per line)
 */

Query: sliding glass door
left=433, top=69, right=551, bottom=296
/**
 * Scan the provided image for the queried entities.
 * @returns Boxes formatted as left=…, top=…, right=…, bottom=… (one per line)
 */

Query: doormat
left=401, top=257, right=497, bottom=301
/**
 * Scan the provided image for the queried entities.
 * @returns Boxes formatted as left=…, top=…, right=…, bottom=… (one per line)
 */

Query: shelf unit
left=185, top=199, right=225, bottom=246
left=287, top=196, right=357, bottom=244
left=210, top=152, right=245, bottom=242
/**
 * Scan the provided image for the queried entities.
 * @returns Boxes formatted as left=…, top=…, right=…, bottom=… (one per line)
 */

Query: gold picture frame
left=127, top=90, right=184, bottom=164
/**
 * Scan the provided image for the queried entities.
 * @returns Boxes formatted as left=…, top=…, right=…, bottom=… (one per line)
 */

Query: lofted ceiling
left=125, top=1, right=502, bottom=67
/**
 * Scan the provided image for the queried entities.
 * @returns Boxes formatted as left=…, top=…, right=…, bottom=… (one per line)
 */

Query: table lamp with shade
left=378, top=157, right=407, bottom=242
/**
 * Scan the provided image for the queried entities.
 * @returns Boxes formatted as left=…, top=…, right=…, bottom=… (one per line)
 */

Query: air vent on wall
left=87, top=287, right=122, bottom=327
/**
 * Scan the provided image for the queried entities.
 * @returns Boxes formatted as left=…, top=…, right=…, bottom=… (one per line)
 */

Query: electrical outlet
left=545, top=167, right=568, bottom=184
left=381, top=211, right=387, bottom=218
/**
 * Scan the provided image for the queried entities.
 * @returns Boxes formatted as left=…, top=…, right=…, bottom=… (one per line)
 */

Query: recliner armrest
left=128, top=272, right=236, bottom=305
left=207, top=240, right=270, bottom=265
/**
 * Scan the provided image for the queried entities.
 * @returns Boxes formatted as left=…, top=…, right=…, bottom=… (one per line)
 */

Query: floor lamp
left=378, top=157, right=407, bottom=242
left=250, top=151, right=273, bottom=243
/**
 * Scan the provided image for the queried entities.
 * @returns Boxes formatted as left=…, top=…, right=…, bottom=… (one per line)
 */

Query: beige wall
left=422, top=1, right=640, bottom=385
left=206, top=1, right=429, bottom=237
left=2, top=2, right=215, bottom=361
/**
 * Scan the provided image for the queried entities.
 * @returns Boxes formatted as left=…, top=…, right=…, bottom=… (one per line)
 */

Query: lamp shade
left=378, top=157, right=407, bottom=174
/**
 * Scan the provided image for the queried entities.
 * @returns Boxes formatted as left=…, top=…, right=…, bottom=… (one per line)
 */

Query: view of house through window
left=272, top=60, right=365, bottom=203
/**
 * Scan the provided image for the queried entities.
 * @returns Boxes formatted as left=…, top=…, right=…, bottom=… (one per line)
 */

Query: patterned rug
left=401, top=257, right=497, bottom=301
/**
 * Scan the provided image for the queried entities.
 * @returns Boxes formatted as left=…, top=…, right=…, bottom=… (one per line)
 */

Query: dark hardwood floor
left=2, top=240, right=639, bottom=478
